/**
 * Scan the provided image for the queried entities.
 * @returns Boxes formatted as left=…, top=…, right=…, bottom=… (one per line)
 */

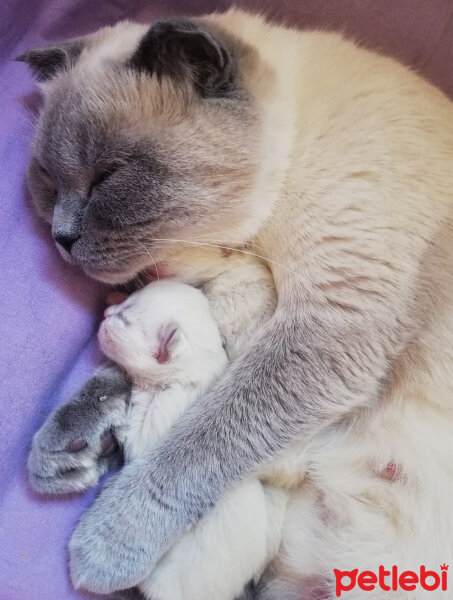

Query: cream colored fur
left=151, top=11, right=453, bottom=598
left=201, top=11, right=453, bottom=599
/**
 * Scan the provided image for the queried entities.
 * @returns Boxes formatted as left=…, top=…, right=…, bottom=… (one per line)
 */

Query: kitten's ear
left=155, top=322, right=185, bottom=364
left=16, top=39, right=85, bottom=82
left=130, top=19, right=235, bottom=97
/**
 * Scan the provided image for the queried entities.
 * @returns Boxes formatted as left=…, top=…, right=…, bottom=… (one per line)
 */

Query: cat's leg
left=28, top=364, right=130, bottom=494
left=139, top=480, right=288, bottom=600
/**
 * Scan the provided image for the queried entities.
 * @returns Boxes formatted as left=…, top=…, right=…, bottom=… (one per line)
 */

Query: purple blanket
left=1, top=1, right=452, bottom=598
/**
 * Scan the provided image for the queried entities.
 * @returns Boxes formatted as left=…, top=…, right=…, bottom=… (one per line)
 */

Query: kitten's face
left=99, top=292, right=170, bottom=376
left=98, top=280, right=225, bottom=381
left=25, top=20, right=259, bottom=284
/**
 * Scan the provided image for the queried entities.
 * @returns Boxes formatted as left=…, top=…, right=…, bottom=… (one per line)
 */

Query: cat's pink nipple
left=376, top=460, right=403, bottom=482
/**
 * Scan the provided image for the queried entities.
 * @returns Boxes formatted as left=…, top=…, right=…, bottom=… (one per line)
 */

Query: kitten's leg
left=28, top=364, right=130, bottom=494
left=139, top=481, right=288, bottom=600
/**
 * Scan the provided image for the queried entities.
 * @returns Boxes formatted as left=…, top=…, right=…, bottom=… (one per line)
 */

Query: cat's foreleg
left=138, top=480, right=288, bottom=600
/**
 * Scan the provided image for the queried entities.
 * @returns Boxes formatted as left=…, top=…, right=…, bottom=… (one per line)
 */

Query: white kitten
left=99, top=279, right=287, bottom=600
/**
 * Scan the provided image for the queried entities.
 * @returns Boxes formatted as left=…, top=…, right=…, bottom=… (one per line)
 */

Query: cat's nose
left=54, top=232, right=80, bottom=253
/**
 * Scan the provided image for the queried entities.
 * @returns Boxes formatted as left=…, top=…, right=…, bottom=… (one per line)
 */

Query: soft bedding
left=0, top=1, right=452, bottom=598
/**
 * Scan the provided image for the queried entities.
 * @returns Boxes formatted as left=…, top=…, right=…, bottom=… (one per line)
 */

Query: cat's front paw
left=69, top=462, right=164, bottom=593
left=28, top=365, right=130, bottom=494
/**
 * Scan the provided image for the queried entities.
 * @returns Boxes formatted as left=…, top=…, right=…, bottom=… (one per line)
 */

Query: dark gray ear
left=16, top=39, right=84, bottom=82
left=130, top=19, right=235, bottom=97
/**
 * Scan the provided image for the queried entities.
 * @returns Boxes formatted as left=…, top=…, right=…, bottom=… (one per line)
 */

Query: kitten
left=22, top=9, right=453, bottom=599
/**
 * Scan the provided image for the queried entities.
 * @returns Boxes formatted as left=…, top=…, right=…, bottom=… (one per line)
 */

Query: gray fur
left=130, top=19, right=237, bottom=97
left=26, top=22, right=258, bottom=283
left=28, top=364, right=130, bottom=494
left=17, top=39, right=85, bottom=81
left=69, top=313, right=354, bottom=592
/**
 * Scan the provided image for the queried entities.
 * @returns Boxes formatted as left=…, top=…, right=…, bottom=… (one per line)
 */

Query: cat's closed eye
left=89, top=167, right=118, bottom=196
left=27, top=158, right=57, bottom=221
left=35, top=161, right=56, bottom=192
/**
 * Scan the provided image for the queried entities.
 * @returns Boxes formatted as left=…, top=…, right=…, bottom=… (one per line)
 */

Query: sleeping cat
left=21, top=9, right=453, bottom=599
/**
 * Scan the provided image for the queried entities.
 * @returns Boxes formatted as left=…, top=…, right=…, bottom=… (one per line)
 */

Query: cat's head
left=21, top=17, right=261, bottom=284
left=98, top=280, right=227, bottom=384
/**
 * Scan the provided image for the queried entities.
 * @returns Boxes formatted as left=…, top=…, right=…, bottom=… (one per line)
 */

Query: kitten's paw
left=28, top=365, right=130, bottom=494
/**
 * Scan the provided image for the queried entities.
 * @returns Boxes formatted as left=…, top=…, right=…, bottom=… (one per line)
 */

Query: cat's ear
left=155, top=322, right=186, bottom=364
left=16, top=39, right=85, bottom=82
left=130, top=19, right=235, bottom=97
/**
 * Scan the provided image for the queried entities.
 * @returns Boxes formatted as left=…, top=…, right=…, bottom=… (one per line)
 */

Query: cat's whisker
left=16, top=105, right=38, bottom=128
left=20, top=115, right=37, bottom=129
left=3, top=133, right=34, bottom=142
left=148, top=238, right=297, bottom=276
left=137, top=241, right=160, bottom=281
left=183, top=232, right=266, bottom=251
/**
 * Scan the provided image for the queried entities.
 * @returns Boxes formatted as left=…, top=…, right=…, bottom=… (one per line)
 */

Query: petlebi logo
left=334, top=565, right=449, bottom=597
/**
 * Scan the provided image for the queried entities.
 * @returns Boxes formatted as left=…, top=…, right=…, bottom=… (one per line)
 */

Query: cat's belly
left=274, top=374, right=453, bottom=597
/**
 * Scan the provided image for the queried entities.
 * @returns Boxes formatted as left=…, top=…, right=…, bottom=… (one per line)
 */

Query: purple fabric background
left=0, top=1, right=452, bottom=598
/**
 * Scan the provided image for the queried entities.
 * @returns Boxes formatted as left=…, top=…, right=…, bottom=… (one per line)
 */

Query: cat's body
left=22, top=9, right=453, bottom=599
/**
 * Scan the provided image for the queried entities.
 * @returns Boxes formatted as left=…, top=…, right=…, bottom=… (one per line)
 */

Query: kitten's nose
left=54, top=232, right=80, bottom=253
left=103, top=306, right=119, bottom=320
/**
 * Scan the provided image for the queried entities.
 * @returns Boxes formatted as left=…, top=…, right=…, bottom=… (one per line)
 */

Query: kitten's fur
left=22, top=10, right=453, bottom=599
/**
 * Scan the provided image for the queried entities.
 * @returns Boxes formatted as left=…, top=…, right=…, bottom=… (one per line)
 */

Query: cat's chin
left=82, top=264, right=171, bottom=286
left=82, top=266, right=140, bottom=285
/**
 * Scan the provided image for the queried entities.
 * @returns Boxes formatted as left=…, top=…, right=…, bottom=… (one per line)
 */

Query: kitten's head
left=98, top=280, right=226, bottom=384
left=21, top=17, right=261, bottom=284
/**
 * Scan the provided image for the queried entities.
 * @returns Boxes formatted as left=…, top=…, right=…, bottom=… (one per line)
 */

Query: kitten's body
left=23, top=10, right=453, bottom=599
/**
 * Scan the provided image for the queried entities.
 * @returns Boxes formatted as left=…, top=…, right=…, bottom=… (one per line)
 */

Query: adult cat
left=21, top=10, right=453, bottom=599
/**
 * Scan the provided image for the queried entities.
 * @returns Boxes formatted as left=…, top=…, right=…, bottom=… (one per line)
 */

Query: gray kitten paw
left=28, top=365, right=130, bottom=494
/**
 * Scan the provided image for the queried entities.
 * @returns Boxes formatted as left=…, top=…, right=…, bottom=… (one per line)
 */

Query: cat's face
left=23, top=19, right=259, bottom=283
